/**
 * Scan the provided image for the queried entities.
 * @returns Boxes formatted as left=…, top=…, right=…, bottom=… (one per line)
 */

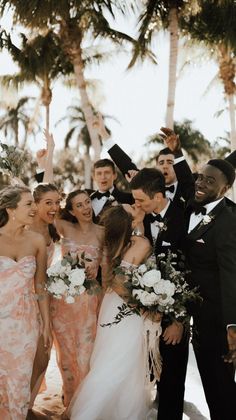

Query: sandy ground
left=32, top=344, right=210, bottom=420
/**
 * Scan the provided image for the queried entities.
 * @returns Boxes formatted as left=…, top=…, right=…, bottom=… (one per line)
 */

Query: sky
left=0, top=9, right=231, bottom=164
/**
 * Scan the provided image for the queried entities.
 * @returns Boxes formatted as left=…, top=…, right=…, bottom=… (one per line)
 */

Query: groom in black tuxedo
left=129, top=168, right=188, bottom=420
left=185, top=159, right=236, bottom=420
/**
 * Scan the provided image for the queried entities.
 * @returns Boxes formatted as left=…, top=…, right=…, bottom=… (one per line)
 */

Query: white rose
left=138, top=264, right=147, bottom=274
left=65, top=296, right=75, bottom=304
left=132, top=289, right=144, bottom=301
left=47, top=261, right=62, bottom=277
left=159, top=295, right=175, bottom=306
left=68, top=268, right=85, bottom=286
left=140, top=269, right=161, bottom=288
left=154, top=279, right=175, bottom=296
left=47, top=279, right=68, bottom=296
left=140, top=291, right=159, bottom=306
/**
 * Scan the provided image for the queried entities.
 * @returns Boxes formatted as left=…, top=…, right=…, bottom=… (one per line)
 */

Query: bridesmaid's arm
left=34, top=234, right=53, bottom=351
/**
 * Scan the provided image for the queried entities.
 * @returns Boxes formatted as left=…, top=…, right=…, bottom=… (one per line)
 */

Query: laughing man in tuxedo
left=90, top=158, right=133, bottom=223
left=129, top=168, right=188, bottom=420
left=185, top=159, right=236, bottom=420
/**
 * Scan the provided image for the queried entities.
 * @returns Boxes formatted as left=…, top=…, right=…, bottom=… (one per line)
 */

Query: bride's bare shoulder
left=131, top=234, right=151, bottom=250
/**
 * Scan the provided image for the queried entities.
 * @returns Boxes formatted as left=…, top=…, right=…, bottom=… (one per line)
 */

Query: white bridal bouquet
left=101, top=251, right=201, bottom=327
left=46, top=252, right=99, bottom=303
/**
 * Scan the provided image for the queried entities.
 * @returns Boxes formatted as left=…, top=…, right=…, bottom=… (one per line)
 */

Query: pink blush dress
left=0, top=256, right=39, bottom=420
left=50, top=239, right=102, bottom=406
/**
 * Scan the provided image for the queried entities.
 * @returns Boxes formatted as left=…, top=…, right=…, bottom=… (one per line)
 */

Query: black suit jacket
left=185, top=199, right=236, bottom=339
left=107, top=144, right=195, bottom=209
left=144, top=202, right=186, bottom=256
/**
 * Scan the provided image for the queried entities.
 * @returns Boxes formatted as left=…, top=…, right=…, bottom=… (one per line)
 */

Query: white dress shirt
left=151, top=200, right=171, bottom=241
left=92, top=187, right=115, bottom=216
left=188, top=197, right=224, bottom=233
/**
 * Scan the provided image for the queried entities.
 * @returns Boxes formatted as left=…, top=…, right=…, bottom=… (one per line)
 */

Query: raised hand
left=125, top=169, right=139, bottom=183
left=159, top=127, right=181, bottom=154
left=36, top=130, right=55, bottom=170
left=36, top=148, right=47, bottom=170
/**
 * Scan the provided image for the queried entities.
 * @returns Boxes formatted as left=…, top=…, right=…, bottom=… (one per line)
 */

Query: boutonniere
left=157, top=219, right=168, bottom=232
left=198, top=214, right=215, bottom=228
left=107, top=194, right=115, bottom=202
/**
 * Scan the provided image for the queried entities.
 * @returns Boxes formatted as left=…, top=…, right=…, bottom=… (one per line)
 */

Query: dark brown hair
left=60, top=189, right=90, bottom=224
left=33, top=183, right=60, bottom=242
left=99, top=205, right=133, bottom=263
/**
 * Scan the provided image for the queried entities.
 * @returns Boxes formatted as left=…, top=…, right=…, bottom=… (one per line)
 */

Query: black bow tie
left=149, top=213, right=163, bottom=223
left=165, top=185, right=175, bottom=193
left=193, top=205, right=207, bottom=215
left=92, top=191, right=111, bottom=200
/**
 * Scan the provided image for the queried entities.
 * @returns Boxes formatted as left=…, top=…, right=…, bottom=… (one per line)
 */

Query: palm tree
left=56, top=101, right=113, bottom=187
left=148, top=119, right=211, bottom=166
left=181, top=0, right=236, bottom=151
left=0, top=96, right=38, bottom=146
left=1, top=30, right=73, bottom=132
left=56, top=103, right=92, bottom=188
left=129, top=0, right=201, bottom=129
left=0, top=0, right=136, bottom=159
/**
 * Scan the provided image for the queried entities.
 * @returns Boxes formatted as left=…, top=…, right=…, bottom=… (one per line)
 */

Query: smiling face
left=70, top=192, right=93, bottom=222
left=12, top=192, right=36, bottom=225
left=36, top=191, right=60, bottom=224
left=194, top=164, right=229, bottom=205
left=93, top=165, right=117, bottom=192
left=156, top=153, right=176, bottom=185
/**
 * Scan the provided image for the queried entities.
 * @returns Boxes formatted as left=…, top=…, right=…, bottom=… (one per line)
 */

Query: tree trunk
left=84, top=146, right=92, bottom=189
left=165, top=7, right=179, bottom=129
left=45, top=104, right=50, bottom=132
left=14, top=120, right=19, bottom=146
left=73, top=51, right=101, bottom=161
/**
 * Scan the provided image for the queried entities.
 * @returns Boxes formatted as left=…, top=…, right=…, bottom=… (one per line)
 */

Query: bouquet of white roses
left=46, top=252, right=100, bottom=303
left=102, top=251, right=201, bottom=327
left=0, top=143, right=29, bottom=178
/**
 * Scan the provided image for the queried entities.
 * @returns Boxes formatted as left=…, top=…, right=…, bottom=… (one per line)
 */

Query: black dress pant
left=157, top=328, right=189, bottom=420
left=193, top=334, right=236, bottom=420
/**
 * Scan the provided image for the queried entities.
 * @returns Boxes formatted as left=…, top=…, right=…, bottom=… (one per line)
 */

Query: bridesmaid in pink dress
left=51, top=190, right=104, bottom=406
left=0, top=186, right=52, bottom=420
left=28, top=183, right=61, bottom=414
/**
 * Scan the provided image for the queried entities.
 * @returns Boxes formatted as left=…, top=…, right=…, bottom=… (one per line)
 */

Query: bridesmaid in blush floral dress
left=28, top=183, right=61, bottom=415
left=51, top=189, right=104, bottom=407
left=0, top=186, right=52, bottom=420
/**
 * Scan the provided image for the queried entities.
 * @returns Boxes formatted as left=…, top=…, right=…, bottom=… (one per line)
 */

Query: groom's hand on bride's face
left=162, top=321, right=184, bottom=345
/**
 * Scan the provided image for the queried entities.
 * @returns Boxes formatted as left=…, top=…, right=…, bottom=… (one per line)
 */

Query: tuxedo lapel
left=187, top=199, right=226, bottom=241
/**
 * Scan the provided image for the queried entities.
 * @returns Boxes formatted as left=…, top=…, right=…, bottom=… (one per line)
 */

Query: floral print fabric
left=0, top=256, right=39, bottom=420
left=50, top=240, right=102, bottom=406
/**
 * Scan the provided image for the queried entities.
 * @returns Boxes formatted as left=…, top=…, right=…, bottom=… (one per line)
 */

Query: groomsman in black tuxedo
left=129, top=168, right=188, bottom=420
left=185, top=159, right=236, bottom=420
left=90, top=158, right=133, bottom=222
left=93, top=114, right=236, bottom=208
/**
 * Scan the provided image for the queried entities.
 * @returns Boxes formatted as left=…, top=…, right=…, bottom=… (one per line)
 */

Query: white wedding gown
left=69, top=289, right=159, bottom=420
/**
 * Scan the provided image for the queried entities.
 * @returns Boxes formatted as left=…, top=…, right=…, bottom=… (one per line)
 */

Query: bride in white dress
left=68, top=206, right=162, bottom=420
